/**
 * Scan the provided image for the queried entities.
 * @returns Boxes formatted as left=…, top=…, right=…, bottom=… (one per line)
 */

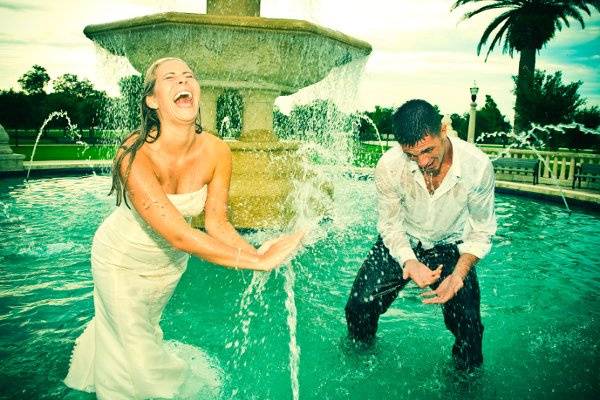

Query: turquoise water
left=1, top=174, right=599, bottom=399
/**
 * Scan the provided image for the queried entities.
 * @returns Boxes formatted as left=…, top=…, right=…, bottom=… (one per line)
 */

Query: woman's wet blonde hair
left=109, top=57, right=202, bottom=207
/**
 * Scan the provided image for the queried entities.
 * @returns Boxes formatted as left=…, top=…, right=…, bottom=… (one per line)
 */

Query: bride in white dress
left=64, top=57, right=304, bottom=399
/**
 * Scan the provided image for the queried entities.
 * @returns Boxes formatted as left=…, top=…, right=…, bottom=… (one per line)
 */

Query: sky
left=0, top=0, right=599, bottom=122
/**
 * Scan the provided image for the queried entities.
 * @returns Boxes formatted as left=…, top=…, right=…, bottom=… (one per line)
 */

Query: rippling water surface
left=1, top=175, right=599, bottom=399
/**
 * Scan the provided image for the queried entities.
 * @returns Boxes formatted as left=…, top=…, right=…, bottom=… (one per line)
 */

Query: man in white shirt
left=345, top=99, right=496, bottom=371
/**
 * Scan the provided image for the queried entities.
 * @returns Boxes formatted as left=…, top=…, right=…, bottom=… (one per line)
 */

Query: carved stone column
left=199, top=86, right=221, bottom=134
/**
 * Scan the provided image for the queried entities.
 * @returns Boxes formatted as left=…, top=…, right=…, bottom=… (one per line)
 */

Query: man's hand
left=402, top=260, right=442, bottom=288
left=421, top=273, right=464, bottom=304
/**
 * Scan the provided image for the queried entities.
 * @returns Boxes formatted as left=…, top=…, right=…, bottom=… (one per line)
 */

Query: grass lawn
left=10, top=142, right=389, bottom=166
left=11, top=144, right=116, bottom=161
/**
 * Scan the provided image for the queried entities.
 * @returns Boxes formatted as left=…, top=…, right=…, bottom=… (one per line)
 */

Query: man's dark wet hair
left=391, top=99, right=442, bottom=146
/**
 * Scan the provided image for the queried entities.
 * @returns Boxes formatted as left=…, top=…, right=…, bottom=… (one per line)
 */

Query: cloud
left=0, top=36, right=29, bottom=45
left=0, top=0, right=42, bottom=11
left=0, top=0, right=598, bottom=120
left=535, top=58, right=600, bottom=106
left=0, top=37, right=87, bottom=48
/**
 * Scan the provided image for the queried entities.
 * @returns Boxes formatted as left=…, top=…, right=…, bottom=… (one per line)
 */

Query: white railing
left=479, top=145, right=600, bottom=188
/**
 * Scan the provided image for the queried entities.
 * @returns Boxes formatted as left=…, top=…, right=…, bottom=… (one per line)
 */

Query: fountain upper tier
left=83, top=10, right=371, bottom=228
left=83, top=12, right=372, bottom=95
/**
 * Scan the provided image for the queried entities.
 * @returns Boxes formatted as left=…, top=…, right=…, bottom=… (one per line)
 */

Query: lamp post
left=467, top=82, right=479, bottom=144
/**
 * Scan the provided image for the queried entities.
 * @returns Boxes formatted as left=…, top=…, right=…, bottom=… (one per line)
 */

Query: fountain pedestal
left=196, top=86, right=300, bottom=228
left=199, top=86, right=221, bottom=134
left=0, top=124, right=25, bottom=174
left=227, top=140, right=300, bottom=229
left=189, top=139, right=301, bottom=229
left=207, top=0, right=260, bottom=17
left=227, top=88, right=298, bottom=228
left=239, top=89, right=279, bottom=142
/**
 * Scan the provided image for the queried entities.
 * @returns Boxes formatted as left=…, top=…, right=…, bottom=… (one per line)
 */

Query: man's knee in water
left=345, top=294, right=378, bottom=342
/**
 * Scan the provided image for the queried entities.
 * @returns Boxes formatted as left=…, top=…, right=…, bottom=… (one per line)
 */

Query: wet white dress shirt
left=375, top=135, right=497, bottom=267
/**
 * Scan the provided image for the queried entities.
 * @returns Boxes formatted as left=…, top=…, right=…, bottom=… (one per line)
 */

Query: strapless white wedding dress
left=64, top=186, right=221, bottom=399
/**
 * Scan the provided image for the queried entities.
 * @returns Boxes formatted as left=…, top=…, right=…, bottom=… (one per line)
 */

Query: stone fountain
left=84, top=0, right=371, bottom=228
left=0, top=124, right=25, bottom=175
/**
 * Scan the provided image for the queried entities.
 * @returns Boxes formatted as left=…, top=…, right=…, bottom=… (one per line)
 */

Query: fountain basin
left=1, top=174, right=599, bottom=399
left=84, top=12, right=371, bottom=137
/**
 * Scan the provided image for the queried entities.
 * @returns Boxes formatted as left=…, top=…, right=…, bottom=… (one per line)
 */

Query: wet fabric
left=345, top=236, right=484, bottom=370
left=64, top=186, right=222, bottom=399
left=375, top=136, right=496, bottom=265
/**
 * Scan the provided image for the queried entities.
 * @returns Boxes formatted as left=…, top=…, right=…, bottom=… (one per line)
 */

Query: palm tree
left=452, top=0, right=600, bottom=132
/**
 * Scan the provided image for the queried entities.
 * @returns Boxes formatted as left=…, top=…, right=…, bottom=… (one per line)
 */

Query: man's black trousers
left=344, top=236, right=484, bottom=370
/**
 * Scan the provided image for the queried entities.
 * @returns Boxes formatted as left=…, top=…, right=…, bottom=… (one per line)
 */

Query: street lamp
left=467, top=82, right=479, bottom=143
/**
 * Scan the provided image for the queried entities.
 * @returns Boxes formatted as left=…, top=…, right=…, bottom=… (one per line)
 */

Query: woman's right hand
left=255, top=231, right=305, bottom=271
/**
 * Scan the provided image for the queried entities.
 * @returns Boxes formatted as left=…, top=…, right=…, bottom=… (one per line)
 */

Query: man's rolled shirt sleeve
left=375, top=160, right=417, bottom=267
left=458, top=160, right=497, bottom=259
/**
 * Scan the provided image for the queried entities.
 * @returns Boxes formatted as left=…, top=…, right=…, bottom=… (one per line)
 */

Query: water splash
left=474, top=122, right=600, bottom=212
left=476, top=122, right=599, bottom=154
left=218, top=116, right=232, bottom=138
left=226, top=271, right=269, bottom=368
left=283, top=262, right=300, bottom=400
left=26, top=111, right=77, bottom=180
left=357, top=113, right=386, bottom=156
left=273, top=136, right=359, bottom=399
left=221, top=53, right=364, bottom=400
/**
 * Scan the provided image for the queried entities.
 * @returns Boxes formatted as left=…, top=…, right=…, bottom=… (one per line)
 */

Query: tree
left=574, top=105, right=600, bottom=129
left=450, top=113, right=469, bottom=141
left=477, top=95, right=512, bottom=140
left=52, top=73, right=96, bottom=98
left=0, top=89, right=38, bottom=128
left=18, top=65, right=50, bottom=95
left=449, top=96, right=511, bottom=144
left=358, top=106, right=394, bottom=141
left=1, top=70, right=110, bottom=138
left=51, top=73, right=109, bottom=134
left=514, top=70, right=584, bottom=127
left=273, top=106, right=290, bottom=138
left=512, top=70, right=599, bottom=150
left=280, top=99, right=355, bottom=145
left=452, top=0, right=599, bottom=132
left=78, top=90, right=109, bottom=133
left=573, top=106, right=600, bottom=151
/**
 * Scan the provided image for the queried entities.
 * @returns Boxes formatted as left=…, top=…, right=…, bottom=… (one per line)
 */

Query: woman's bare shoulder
left=116, top=132, right=143, bottom=154
left=200, top=131, right=231, bottom=156
left=115, top=132, right=153, bottom=171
